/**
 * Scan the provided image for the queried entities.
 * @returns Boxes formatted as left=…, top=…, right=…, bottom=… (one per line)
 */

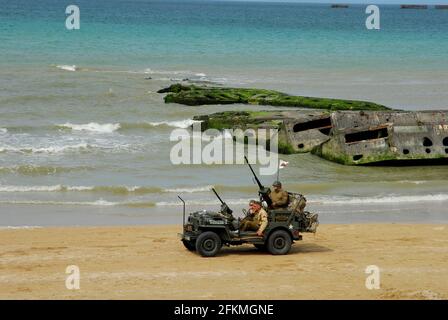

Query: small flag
left=279, top=160, right=289, bottom=169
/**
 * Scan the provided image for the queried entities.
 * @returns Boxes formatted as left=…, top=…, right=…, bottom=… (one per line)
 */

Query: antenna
left=178, top=196, right=185, bottom=227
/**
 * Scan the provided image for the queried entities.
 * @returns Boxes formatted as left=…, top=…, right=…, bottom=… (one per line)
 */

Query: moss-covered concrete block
left=158, top=84, right=391, bottom=111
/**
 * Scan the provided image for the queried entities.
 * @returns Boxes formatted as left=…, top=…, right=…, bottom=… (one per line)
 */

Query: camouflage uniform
left=240, top=208, right=268, bottom=233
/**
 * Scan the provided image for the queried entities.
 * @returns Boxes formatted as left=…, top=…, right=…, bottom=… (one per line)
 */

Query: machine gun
left=212, top=187, right=234, bottom=218
left=244, top=156, right=272, bottom=207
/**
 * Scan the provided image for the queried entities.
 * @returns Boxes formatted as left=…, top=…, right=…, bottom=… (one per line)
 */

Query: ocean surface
left=1, top=0, right=448, bottom=226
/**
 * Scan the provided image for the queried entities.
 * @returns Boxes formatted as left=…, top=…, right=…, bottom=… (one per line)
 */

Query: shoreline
left=2, top=218, right=448, bottom=229
left=1, top=224, right=447, bottom=299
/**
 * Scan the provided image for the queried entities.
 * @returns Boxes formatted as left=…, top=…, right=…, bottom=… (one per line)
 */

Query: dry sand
left=0, top=224, right=447, bottom=299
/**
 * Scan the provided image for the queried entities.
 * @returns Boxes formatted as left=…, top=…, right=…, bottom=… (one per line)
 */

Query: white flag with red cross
left=278, top=160, right=289, bottom=169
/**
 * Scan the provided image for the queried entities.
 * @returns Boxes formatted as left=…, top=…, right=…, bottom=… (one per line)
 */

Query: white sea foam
left=0, top=226, right=43, bottom=230
left=148, top=119, right=202, bottom=129
left=310, top=194, right=448, bottom=205
left=0, top=199, right=118, bottom=206
left=156, top=194, right=448, bottom=207
left=0, top=185, right=64, bottom=192
left=0, top=199, right=155, bottom=208
left=56, top=65, right=77, bottom=72
left=397, top=180, right=428, bottom=185
left=0, top=128, right=7, bottom=134
left=163, top=185, right=214, bottom=193
left=0, top=142, right=136, bottom=154
left=156, top=199, right=250, bottom=206
left=0, top=143, right=90, bottom=154
left=0, top=185, right=104, bottom=192
left=0, top=184, right=212, bottom=194
left=58, top=122, right=121, bottom=133
left=143, top=68, right=199, bottom=76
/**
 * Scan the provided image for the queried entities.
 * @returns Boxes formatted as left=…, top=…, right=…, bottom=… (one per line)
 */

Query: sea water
left=1, top=0, right=448, bottom=226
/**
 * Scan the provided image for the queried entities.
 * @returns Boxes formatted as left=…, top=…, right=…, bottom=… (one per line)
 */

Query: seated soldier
left=239, top=200, right=268, bottom=236
left=269, top=181, right=289, bottom=209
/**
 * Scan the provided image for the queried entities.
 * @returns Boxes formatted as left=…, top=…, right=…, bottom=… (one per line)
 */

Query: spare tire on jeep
left=267, top=230, right=292, bottom=255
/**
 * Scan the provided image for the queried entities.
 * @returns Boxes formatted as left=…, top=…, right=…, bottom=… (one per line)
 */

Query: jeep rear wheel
left=182, top=239, right=196, bottom=251
left=267, top=230, right=292, bottom=255
left=196, top=231, right=221, bottom=257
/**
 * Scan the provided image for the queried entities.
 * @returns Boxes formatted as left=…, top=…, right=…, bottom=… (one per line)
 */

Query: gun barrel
left=244, top=156, right=272, bottom=207
left=211, top=187, right=224, bottom=204
left=211, top=188, right=233, bottom=216
left=244, top=156, right=264, bottom=189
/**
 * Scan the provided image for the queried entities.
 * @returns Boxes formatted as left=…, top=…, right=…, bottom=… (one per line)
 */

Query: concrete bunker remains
left=293, top=117, right=332, bottom=135
left=344, top=127, right=388, bottom=144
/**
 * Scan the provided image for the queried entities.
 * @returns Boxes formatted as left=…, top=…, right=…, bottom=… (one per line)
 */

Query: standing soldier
left=269, top=181, right=289, bottom=209
left=239, top=200, right=268, bottom=236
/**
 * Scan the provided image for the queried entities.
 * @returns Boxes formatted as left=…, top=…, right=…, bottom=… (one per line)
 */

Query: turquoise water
left=1, top=1, right=448, bottom=226
left=2, top=1, right=448, bottom=70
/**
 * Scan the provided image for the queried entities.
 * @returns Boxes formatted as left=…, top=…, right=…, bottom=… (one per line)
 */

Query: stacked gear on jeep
left=288, top=192, right=319, bottom=233
left=288, top=192, right=307, bottom=214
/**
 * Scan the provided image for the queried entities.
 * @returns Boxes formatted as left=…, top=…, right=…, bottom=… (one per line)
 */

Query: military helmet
left=272, top=180, right=282, bottom=187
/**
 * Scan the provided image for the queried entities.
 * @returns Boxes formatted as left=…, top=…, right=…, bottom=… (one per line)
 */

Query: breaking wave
left=163, top=185, right=214, bottom=193
left=0, top=226, right=43, bottom=230
left=397, top=180, right=428, bottom=185
left=156, top=199, right=250, bottom=206
left=57, top=122, right=121, bottom=133
left=146, top=119, right=201, bottom=129
left=311, top=194, right=448, bottom=205
left=0, top=165, right=92, bottom=176
left=0, top=143, right=136, bottom=154
left=0, top=184, right=213, bottom=194
left=155, top=193, right=448, bottom=207
left=2, top=120, right=201, bottom=134
left=0, top=199, right=155, bottom=208
left=0, top=143, right=90, bottom=154
left=56, top=64, right=77, bottom=72
left=143, top=68, right=205, bottom=77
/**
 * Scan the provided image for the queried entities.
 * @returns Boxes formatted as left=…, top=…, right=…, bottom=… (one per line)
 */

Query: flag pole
left=276, top=157, right=280, bottom=182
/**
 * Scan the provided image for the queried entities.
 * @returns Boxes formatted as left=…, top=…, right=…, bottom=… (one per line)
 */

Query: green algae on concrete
left=193, top=111, right=296, bottom=154
left=193, top=111, right=284, bottom=131
left=158, top=84, right=391, bottom=111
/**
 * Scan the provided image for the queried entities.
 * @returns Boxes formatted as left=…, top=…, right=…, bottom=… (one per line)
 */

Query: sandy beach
left=1, top=224, right=447, bottom=300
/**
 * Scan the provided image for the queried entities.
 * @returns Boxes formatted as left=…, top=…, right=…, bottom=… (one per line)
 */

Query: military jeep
left=178, top=189, right=318, bottom=257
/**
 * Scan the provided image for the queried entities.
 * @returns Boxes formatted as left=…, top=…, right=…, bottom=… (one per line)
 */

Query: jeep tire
left=182, top=239, right=196, bottom=251
left=196, top=231, right=222, bottom=257
left=267, top=230, right=292, bottom=255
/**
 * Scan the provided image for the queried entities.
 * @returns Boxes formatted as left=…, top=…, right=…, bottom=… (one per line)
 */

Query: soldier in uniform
left=269, top=181, right=289, bottom=209
left=239, top=200, right=268, bottom=236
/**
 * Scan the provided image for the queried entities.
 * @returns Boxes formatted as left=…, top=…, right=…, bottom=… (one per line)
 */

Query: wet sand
left=1, top=224, right=447, bottom=299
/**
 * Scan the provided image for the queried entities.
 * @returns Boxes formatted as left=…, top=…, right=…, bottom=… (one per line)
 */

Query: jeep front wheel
left=267, top=230, right=292, bottom=255
left=196, top=231, right=221, bottom=257
left=182, top=239, right=196, bottom=251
